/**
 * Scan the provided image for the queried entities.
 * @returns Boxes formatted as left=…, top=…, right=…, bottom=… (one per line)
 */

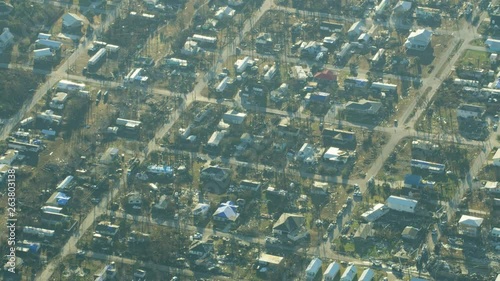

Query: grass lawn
left=457, top=49, right=491, bottom=70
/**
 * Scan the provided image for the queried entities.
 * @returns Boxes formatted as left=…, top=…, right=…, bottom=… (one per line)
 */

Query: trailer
left=88, top=48, right=106, bottom=66
left=192, top=34, right=217, bottom=45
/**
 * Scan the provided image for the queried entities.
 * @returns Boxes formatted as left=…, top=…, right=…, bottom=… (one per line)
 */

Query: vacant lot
left=457, top=49, right=490, bottom=70
left=0, top=69, right=44, bottom=118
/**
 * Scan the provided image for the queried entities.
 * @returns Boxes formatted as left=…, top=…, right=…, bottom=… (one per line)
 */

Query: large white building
left=386, top=196, right=418, bottom=213
left=404, top=29, right=432, bottom=51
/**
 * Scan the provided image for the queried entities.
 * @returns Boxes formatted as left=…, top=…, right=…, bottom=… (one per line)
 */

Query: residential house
left=361, top=203, right=389, bottom=222
left=322, top=128, right=356, bottom=147
left=323, top=147, right=349, bottom=163
left=200, top=166, right=230, bottom=193
left=127, top=192, right=142, bottom=206
left=297, top=143, right=317, bottom=164
left=207, top=130, right=226, bottom=147
left=181, top=39, right=199, bottom=56
left=36, top=39, right=63, bottom=51
left=306, top=92, right=330, bottom=104
left=291, top=65, right=309, bottom=81
left=213, top=201, right=239, bottom=222
left=189, top=240, right=214, bottom=259
left=392, top=1, right=412, bottom=15
left=264, top=65, right=277, bottom=81
left=215, top=6, right=235, bottom=19
left=415, top=7, right=440, bottom=22
left=374, top=0, right=389, bottom=15
left=0, top=27, right=14, bottom=53
left=45, top=191, right=71, bottom=206
left=344, top=99, right=382, bottom=115
left=49, top=92, right=68, bottom=109
left=323, top=261, right=340, bottom=281
left=457, top=104, right=485, bottom=119
left=95, top=221, right=120, bottom=237
left=311, top=181, right=328, bottom=195
left=458, top=215, right=484, bottom=237
left=0, top=150, right=18, bottom=165
left=347, top=21, right=364, bottom=38
left=320, top=21, right=343, bottom=33
left=272, top=213, right=306, bottom=240
left=34, top=48, right=54, bottom=61
left=401, top=226, right=419, bottom=240
left=234, top=56, right=251, bottom=73
left=305, top=258, right=322, bottom=281
left=192, top=203, right=210, bottom=218
left=277, top=118, right=300, bottom=136
left=239, top=180, right=262, bottom=192
left=404, top=29, right=432, bottom=51
left=62, top=13, right=84, bottom=31
left=37, top=110, right=62, bottom=125
left=353, top=223, right=373, bottom=241
left=340, top=264, right=357, bottom=281
left=358, top=268, right=374, bottom=281
left=223, top=109, right=247, bottom=124
left=314, top=69, right=337, bottom=84
left=41, top=211, right=70, bottom=227
left=386, top=196, right=418, bottom=213
left=256, top=33, right=273, bottom=51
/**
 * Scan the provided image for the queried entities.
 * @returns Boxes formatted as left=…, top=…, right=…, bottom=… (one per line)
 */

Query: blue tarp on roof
left=55, top=192, right=71, bottom=206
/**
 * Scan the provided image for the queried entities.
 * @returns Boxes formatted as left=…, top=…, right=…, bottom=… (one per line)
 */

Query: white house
left=305, top=258, right=322, bottom=281
left=234, top=56, right=251, bottom=73
left=207, top=130, right=226, bottom=147
left=340, top=264, right=357, bottom=281
left=34, top=48, right=54, bottom=60
left=458, top=215, right=483, bottom=237
left=361, top=203, right=389, bottom=222
left=297, top=143, right=316, bottom=164
left=323, top=262, right=340, bottom=281
left=223, top=110, right=247, bottom=124
left=404, top=29, right=432, bottom=51
left=0, top=27, right=14, bottom=52
left=216, top=76, right=230, bottom=93
left=386, top=195, right=418, bottom=213
left=36, top=39, right=63, bottom=51
left=323, top=147, right=348, bottom=163
left=347, top=21, right=364, bottom=38
left=215, top=6, right=235, bottom=19
left=57, top=80, right=85, bottom=91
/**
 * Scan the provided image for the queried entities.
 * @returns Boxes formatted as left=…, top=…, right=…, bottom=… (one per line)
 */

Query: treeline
left=0, top=69, right=43, bottom=118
